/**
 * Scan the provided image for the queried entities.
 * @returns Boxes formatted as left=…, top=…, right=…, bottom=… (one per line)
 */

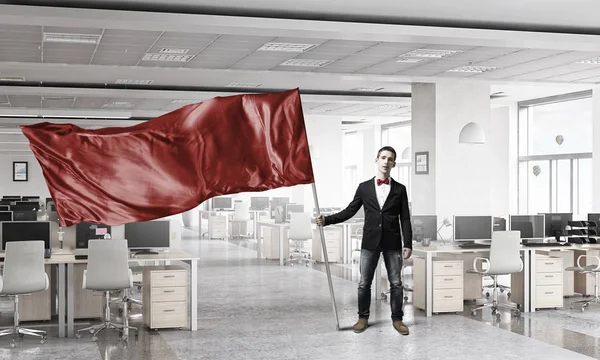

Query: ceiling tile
left=0, top=32, right=42, bottom=42
left=0, top=41, right=41, bottom=50
left=138, top=61, right=187, bottom=68
left=91, top=55, right=142, bottom=66
left=43, top=42, right=97, bottom=51
left=95, top=44, right=150, bottom=54
left=42, top=99, right=75, bottom=109
left=477, top=49, right=566, bottom=68
left=135, top=99, right=173, bottom=110
left=72, top=97, right=111, bottom=109
left=0, top=25, right=41, bottom=33
left=508, top=64, right=588, bottom=81
left=219, top=34, right=275, bottom=43
left=160, top=32, right=220, bottom=41
left=100, top=35, right=158, bottom=47
left=42, top=26, right=103, bottom=35
left=102, top=29, right=162, bottom=38
left=151, top=38, right=214, bottom=49
left=43, top=57, right=91, bottom=65
left=7, top=95, right=41, bottom=107
left=543, top=67, right=600, bottom=82
left=0, top=54, right=40, bottom=63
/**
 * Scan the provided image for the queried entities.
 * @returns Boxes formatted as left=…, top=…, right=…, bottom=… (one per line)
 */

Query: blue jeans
left=358, top=248, right=404, bottom=321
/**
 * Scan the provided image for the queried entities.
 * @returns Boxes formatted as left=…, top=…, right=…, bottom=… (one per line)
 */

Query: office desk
left=63, top=249, right=199, bottom=337
left=412, top=244, right=531, bottom=317
left=256, top=222, right=290, bottom=265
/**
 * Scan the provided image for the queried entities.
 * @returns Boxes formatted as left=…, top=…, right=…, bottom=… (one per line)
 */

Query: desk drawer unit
left=143, top=265, right=189, bottom=329
left=414, top=258, right=464, bottom=314
left=534, top=255, right=563, bottom=309
left=312, top=228, right=341, bottom=263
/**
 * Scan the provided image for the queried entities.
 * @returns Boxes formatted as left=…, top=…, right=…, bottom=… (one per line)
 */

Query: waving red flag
left=21, top=89, right=314, bottom=227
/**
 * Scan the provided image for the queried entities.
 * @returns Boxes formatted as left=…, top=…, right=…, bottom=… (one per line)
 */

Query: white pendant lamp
left=458, top=122, right=486, bottom=144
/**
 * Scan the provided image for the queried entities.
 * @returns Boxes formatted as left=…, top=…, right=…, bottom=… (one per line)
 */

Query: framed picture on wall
left=415, top=151, right=429, bottom=175
left=13, top=161, right=28, bottom=182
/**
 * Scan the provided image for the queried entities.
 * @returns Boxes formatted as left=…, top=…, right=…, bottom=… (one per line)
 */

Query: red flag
left=21, top=89, right=314, bottom=227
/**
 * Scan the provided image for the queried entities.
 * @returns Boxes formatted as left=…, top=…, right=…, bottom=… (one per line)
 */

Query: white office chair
left=76, top=239, right=138, bottom=342
left=468, top=231, right=523, bottom=320
left=567, top=255, right=600, bottom=312
left=284, top=212, right=315, bottom=267
left=231, top=202, right=251, bottom=240
left=0, top=241, right=48, bottom=348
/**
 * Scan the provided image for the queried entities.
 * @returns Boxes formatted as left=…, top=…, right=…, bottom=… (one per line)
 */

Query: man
left=316, top=146, right=412, bottom=335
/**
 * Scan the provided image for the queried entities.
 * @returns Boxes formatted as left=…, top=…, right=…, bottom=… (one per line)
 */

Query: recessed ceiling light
left=280, top=59, right=333, bottom=67
left=42, top=96, right=76, bottom=101
left=0, top=76, right=25, bottom=81
left=102, top=101, right=134, bottom=108
left=377, top=104, right=404, bottom=109
left=400, top=49, right=462, bottom=59
left=257, top=42, right=319, bottom=52
left=225, top=82, right=263, bottom=88
left=396, top=58, right=424, bottom=63
left=159, top=48, right=190, bottom=54
left=575, top=57, right=600, bottom=64
left=142, top=53, right=194, bottom=62
left=43, top=32, right=101, bottom=44
left=115, top=79, right=154, bottom=85
left=169, top=100, right=198, bottom=105
left=350, top=87, right=385, bottom=92
left=446, top=65, right=497, bottom=73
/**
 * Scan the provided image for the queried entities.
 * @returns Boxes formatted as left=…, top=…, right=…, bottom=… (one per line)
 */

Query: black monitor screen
left=454, top=216, right=493, bottom=241
left=12, top=210, right=37, bottom=221
left=250, top=196, right=269, bottom=210
left=588, top=213, right=600, bottom=236
left=124, top=221, right=170, bottom=249
left=11, top=203, right=39, bottom=211
left=541, top=213, right=572, bottom=239
left=212, top=197, right=232, bottom=210
left=286, top=204, right=304, bottom=220
left=76, top=222, right=112, bottom=249
left=1, top=221, right=50, bottom=249
left=0, top=201, right=11, bottom=206
left=21, top=196, right=40, bottom=201
left=494, top=217, right=507, bottom=231
left=2, top=196, right=20, bottom=200
left=510, top=215, right=544, bottom=239
left=0, top=205, right=9, bottom=211
left=0, top=211, right=12, bottom=221
left=412, top=215, right=437, bottom=242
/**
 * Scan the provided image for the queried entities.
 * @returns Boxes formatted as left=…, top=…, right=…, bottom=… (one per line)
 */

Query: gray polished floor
left=0, top=232, right=598, bottom=359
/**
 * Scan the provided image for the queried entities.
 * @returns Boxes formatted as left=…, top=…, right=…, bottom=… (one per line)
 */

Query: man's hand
left=315, top=215, right=325, bottom=226
left=402, top=248, right=412, bottom=260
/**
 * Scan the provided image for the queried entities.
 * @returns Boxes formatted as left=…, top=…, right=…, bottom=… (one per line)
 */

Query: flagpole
left=311, top=183, right=340, bottom=331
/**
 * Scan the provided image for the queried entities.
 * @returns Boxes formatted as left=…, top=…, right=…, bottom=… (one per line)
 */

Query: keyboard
left=457, top=243, right=491, bottom=249
left=74, top=254, right=88, bottom=260
left=522, top=242, right=571, bottom=247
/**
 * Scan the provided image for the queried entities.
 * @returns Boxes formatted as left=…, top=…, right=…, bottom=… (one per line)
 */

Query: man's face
left=376, top=150, right=396, bottom=176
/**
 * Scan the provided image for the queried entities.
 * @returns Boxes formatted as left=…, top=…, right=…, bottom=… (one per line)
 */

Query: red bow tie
left=377, top=178, right=389, bottom=186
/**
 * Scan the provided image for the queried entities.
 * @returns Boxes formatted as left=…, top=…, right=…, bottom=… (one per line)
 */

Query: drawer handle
left=163, top=290, right=175, bottom=293
left=544, top=262, right=554, bottom=265
left=444, top=278, right=453, bottom=281
left=443, top=265, right=453, bottom=268
left=163, top=275, right=175, bottom=278
left=163, top=309, right=176, bottom=312
left=443, top=296, right=453, bottom=299
left=545, top=275, right=554, bottom=278
left=544, top=292, right=554, bottom=295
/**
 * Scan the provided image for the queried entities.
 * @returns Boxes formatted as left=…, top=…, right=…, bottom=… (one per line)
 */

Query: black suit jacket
left=324, top=177, right=412, bottom=250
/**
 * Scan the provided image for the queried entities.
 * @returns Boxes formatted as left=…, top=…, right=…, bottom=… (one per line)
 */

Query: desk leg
left=425, top=252, right=433, bottom=317
left=58, top=264, right=65, bottom=338
left=528, top=249, right=536, bottom=313
left=189, top=259, right=198, bottom=331
left=279, top=226, right=285, bottom=266
left=198, top=211, right=202, bottom=240
left=375, top=261, right=381, bottom=300
left=523, top=250, right=530, bottom=313
left=207, top=213, right=212, bottom=240
left=252, top=214, right=258, bottom=254
left=256, top=223, right=262, bottom=260
left=67, top=263, right=75, bottom=337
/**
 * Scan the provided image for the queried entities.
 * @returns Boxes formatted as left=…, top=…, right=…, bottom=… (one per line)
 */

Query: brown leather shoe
left=352, top=318, right=368, bottom=333
left=393, top=321, right=409, bottom=335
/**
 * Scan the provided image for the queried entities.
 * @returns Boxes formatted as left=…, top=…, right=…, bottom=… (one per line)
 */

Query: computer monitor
left=285, top=204, right=304, bottom=221
left=21, top=196, right=40, bottom=202
left=271, top=197, right=290, bottom=219
left=0, top=211, right=12, bottom=221
left=540, top=213, right=573, bottom=240
left=453, top=215, right=493, bottom=241
left=12, top=203, right=40, bottom=211
left=588, top=213, right=600, bottom=236
left=212, top=196, right=233, bottom=210
left=75, top=222, right=112, bottom=249
left=509, top=215, right=545, bottom=239
left=1, top=221, right=50, bottom=250
left=0, top=205, right=9, bottom=211
left=2, top=196, right=20, bottom=200
left=250, top=196, right=269, bottom=210
left=412, top=215, right=437, bottom=242
left=0, top=201, right=11, bottom=206
left=11, top=210, right=37, bottom=221
left=493, top=216, right=507, bottom=231
left=124, top=220, right=170, bottom=253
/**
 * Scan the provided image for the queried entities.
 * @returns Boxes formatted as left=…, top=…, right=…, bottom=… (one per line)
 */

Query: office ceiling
left=0, top=2, right=597, bottom=128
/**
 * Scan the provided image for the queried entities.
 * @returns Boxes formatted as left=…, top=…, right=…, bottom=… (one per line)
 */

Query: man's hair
left=377, top=146, right=396, bottom=161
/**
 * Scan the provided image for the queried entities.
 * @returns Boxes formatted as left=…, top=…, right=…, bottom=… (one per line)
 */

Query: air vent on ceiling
left=0, top=76, right=25, bottom=82
left=115, top=79, right=154, bottom=85
left=142, top=53, right=194, bottom=62
left=395, top=58, right=423, bottom=63
left=42, top=96, right=76, bottom=101
left=400, top=49, right=462, bottom=59
left=257, top=42, right=319, bottom=52
left=575, top=57, right=600, bottom=64
left=43, top=32, right=102, bottom=44
left=159, top=48, right=190, bottom=54
left=447, top=65, right=497, bottom=73
left=280, top=59, right=333, bottom=67
left=226, top=82, right=263, bottom=88
left=350, top=87, right=385, bottom=92
left=377, top=104, right=403, bottom=109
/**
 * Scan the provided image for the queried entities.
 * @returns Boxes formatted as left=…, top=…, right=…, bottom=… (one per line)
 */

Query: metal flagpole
left=311, top=183, right=340, bottom=330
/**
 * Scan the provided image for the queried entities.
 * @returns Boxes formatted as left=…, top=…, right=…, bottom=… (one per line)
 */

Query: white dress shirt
left=374, top=177, right=391, bottom=209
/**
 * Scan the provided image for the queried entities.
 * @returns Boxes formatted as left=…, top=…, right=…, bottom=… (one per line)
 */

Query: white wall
left=0, top=156, right=50, bottom=198
left=489, top=106, right=515, bottom=216
left=593, top=90, right=600, bottom=211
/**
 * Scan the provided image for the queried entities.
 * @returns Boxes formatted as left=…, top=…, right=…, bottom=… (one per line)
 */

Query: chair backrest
left=86, top=239, right=131, bottom=291
left=234, top=202, right=251, bottom=222
left=1, top=241, right=48, bottom=295
left=488, top=231, right=523, bottom=275
left=289, top=212, right=312, bottom=240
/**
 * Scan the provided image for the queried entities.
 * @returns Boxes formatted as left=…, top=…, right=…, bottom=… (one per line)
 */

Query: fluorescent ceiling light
left=41, top=115, right=131, bottom=119
left=42, top=96, right=76, bottom=101
left=395, top=58, right=423, bottom=63
left=159, top=48, right=189, bottom=54
left=115, top=79, right=154, bottom=85
left=0, top=76, right=25, bottom=81
left=169, top=100, right=199, bottom=105
left=280, top=59, right=333, bottom=67
left=350, top=87, right=384, bottom=92
left=575, top=57, right=600, bottom=64
left=0, top=114, right=37, bottom=117
left=258, top=42, right=318, bottom=52
left=377, top=104, right=403, bottom=109
left=226, top=82, right=263, bottom=88
left=142, top=53, right=194, bottom=62
left=447, top=66, right=497, bottom=73
left=101, top=101, right=135, bottom=108
left=43, top=32, right=101, bottom=44
left=400, top=49, right=462, bottom=59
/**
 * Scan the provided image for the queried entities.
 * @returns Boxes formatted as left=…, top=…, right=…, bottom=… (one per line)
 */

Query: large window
left=518, top=93, right=592, bottom=216
left=342, top=132, right=361, bottom=203
left=381, top=122, right=411, bottom=200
